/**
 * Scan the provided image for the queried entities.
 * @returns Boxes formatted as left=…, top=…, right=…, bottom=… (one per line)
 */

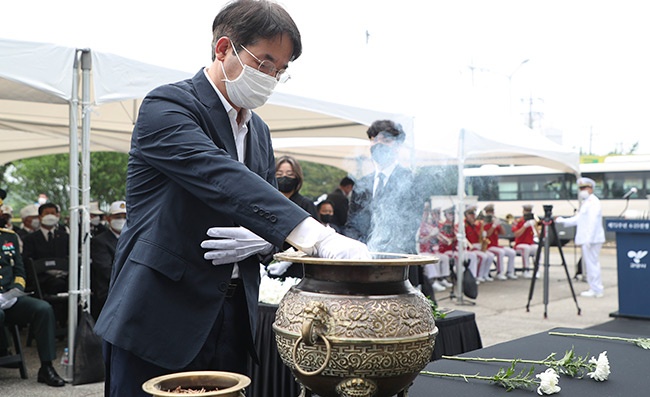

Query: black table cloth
left=431, top=309, right=482, bottom=360
left=248, top=304, right=481, bottom=397
left=411, top=326, right=645, bottom=397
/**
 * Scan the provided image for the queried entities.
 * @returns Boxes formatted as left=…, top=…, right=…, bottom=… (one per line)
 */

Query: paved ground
left=0, top=244, right=639, bottom=396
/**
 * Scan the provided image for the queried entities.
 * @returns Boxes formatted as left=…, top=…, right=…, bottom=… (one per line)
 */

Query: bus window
left=602, top=172, right=644, bottom=199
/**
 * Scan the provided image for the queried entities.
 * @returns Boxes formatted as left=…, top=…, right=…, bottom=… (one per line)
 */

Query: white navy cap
left=577, top=177, right=595, bottom=188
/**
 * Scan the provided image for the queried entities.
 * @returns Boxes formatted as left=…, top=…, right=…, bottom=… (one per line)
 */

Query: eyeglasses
left=372, top=132, right=399, bottom=144
left=240, top=45, right=290, bottom=83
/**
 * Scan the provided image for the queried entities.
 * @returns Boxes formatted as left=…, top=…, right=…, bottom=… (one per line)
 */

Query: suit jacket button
left=252, top=205, right=259, bottom=213
left=269, top=215, right=277, bottom=223
left=218, top=282, right=228, bottom=293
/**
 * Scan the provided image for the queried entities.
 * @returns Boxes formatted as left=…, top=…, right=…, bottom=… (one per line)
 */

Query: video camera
left=542, top=205, right=554, bottom=221
left=523, top=212, right=535, bottom=221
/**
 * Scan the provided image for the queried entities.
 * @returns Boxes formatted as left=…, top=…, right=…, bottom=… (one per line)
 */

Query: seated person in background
left=21, top=202, right=70, bottom=326
left=418, top=203, right=452, bottom=292
left=511, top=204, right=539, bottom=278
left=1, top=203, right=14, bottom=230
left=89, top=201, right=108, bottom=237
left=90, top=200, right=126, bottom=321
left=326, top=176, right=355, bottom=230
left=438, top=206, right=479, bottom=282
left=16, top=204, right=40, bottom=242
left=316, top=199, right=341, bottom=233
left=482, top=204, right=517, bottom=280
left=464, top=205, right=496, bottom=282
left=0, top=226, right=65, bottom=387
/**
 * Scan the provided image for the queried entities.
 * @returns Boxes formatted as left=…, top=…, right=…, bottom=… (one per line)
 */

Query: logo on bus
left=627, top=250, right=648, bottom=269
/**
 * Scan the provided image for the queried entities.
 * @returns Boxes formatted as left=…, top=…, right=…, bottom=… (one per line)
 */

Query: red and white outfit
left=465, top=220, right=495, bottom=281
left=438, top=221, right=478, bottom=279
left=418, top=218, right=451, bottom=280
left=483, top=221, right=517, bottom=279
left=512, top=217, right=539, bottom=275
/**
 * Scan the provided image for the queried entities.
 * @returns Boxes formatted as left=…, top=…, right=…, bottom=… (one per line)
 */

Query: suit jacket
left=21, top=226, right=69, bottom=262
left=94, top=69, right=309, bottom=369
left=90, top=230, right=118, bottom=320
left=326, top=187, right=349, bottom=228
left=344, top=166, right=423, bottom=255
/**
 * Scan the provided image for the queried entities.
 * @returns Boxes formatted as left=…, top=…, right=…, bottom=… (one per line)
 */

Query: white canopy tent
left=0, top=38, right=411, bottom=373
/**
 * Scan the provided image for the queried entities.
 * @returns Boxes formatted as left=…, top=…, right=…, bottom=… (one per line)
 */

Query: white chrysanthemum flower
left=258, top=275, right=300, bottom=304
left=587, top=351, right=610, bottom=381
left=536, top=368, right=561, bottom=395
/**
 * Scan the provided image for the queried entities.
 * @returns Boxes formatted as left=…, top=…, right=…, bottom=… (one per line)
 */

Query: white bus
left=464, top=155, right=650, bottom=221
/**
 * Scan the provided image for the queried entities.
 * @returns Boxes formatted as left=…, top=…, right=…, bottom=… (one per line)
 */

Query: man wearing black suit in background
left=90, top=201, right=126, bottom=321
left=326, top=176, right=355, bottom=230
left=344, top=120, right=429, bottom=297
left=21, top=202, right=70, bottom=329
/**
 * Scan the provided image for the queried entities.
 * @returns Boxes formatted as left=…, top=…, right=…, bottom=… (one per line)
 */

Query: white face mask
left=90, top=217, right=100, bottom=226
left=30, top=218, right=40, bottom=230
left=578, top=190, right=590, bottom=200
left=110, top=218, right=126, bottom=233
left=221, top=43, right=278, bottom=109
left=41, top=214, right=60, bottom=227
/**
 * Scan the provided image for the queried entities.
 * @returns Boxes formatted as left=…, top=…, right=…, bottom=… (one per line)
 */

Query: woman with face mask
left=275, top=155, right=318, bottom=219
left=267, top=156, right=318, bottom=279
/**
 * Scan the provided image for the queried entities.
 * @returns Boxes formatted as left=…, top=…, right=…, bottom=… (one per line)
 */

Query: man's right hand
left=286, top=217, right=371, bottom=260
left=311, top=229, right=371, bottom=259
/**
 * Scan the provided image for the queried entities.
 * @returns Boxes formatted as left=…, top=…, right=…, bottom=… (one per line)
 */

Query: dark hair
left=38, top=202, right=59, bottom=216
left=366, top=119, right=405, bottom=142
left=211, top=0, right=302, bottom=62
left=317, top=199, right=335, bottom=211
left=340, top=176, right=355, bottom=187
left=275, top=155, right=304, bottom=192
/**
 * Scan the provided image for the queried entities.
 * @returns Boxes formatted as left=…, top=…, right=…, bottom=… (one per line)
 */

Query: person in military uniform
left=0, top=224, right=65, bottom=386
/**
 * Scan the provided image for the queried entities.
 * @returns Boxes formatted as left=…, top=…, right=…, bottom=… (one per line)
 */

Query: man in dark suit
left=21, top=202, right=69, bottom=263
left=94, top=2, right=368, bottom=396
left=21, top=202, right=69, bottom=327
left=90, top=200, right=126, bottom=321
left=326, top=176, right=355, bottom=229
left=344, top=120, right=428, bottom=295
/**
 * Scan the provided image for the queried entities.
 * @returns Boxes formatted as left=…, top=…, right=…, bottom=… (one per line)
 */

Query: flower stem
left=550, top=331, right=632, bottom=342
left=420, top=370, right=493, bottom=382
left=441, top=355, right=542, bottom=366
left=549, top=331, right=650, bottom=349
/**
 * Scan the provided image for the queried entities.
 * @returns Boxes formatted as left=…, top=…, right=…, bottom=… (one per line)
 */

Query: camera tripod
left=525, top=205, right=581, bottom=318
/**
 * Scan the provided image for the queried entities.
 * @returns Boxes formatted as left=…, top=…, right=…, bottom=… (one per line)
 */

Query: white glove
left=0, top=295, right=17, bottom=309
left=201, top=227, right=273, bottom=265
left=267, top=261, right=293, bottom=276
left=525, top=219, right=536, bottom=228
left=555, top=216, right=566, bottom=224
left=306, top=227, right=371, bottom=260
left=287, top=217, right=371, bottom=260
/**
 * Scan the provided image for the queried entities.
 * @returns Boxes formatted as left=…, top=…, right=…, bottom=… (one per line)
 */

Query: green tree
left=300, top=161, right=348, bottom=201
left=5, top=152, right=128, bottom=214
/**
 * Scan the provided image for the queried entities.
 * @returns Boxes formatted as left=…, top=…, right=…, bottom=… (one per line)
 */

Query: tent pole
left=80, top=49, right=92, bottom=315
left=67, top=50, right=81, bottom=372
left=456, top=129, right=466, bottom=304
